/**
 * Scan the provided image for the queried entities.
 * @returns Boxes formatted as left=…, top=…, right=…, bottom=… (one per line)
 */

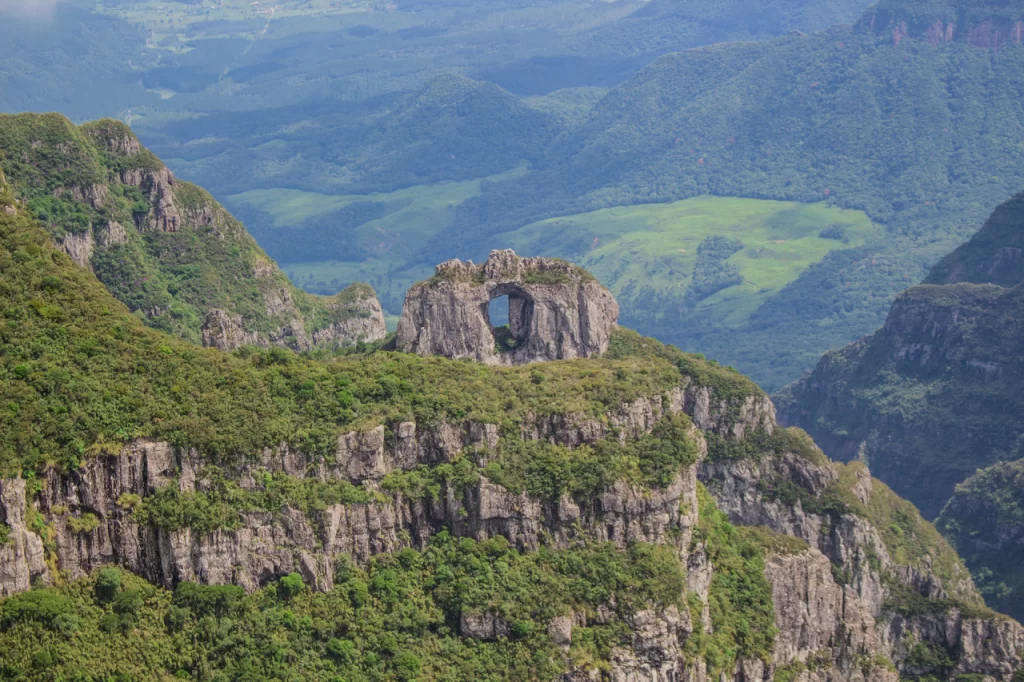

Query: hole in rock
left=487, top=289, right=533, bottom=353
left=488, top=295, right=510, bottom=327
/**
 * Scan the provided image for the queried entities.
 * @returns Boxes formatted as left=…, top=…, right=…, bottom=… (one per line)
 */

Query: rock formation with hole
left=395, top=249, right=619, bottom=365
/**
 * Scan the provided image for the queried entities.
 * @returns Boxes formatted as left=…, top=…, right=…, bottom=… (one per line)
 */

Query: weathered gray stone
left=460, top=611, right=510, bottom=640
left=202, top=309, right=263, bottom=351
left=396, top=249, right=619, bottom=365
left=548, top=615, right=574, bottom=646
left=59, top=230, right=94, bottom=267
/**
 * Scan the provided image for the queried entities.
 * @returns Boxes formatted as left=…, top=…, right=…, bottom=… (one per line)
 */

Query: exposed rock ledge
left=201, top=286, right=387, bottom=352
left=2, top=373, right=1021, bottom=679
left=396, top=249, right=619, bottom=365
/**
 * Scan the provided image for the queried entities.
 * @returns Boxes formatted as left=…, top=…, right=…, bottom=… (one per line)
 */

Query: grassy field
left=501, top=196, right=881, bottom=327
left=248, top=192, right=878, bottom=335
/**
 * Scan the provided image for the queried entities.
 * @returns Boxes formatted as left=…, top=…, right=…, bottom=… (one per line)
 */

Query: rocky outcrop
left=862, top=7, right=1024, bottom=48
left=121, top=166, right=181, bottom=233
left=777, top=189, right=1024, bottom=515
left=201, top=283, right=387, bottom=352
left=1, top=113, right=388, bottom=355
left=766, top=550, right=896, bottom=682
left=0, top=479, right=48, bottom=596
left=201, top=310, right=264, bottom=351
left=396, top=249, right=618, bottom=365
left=59, top=230, right=94, bottom=267
left=3, top=368, right=1021, bottom=679
left=0, top=386, right=711, bottom=593
left=95, top=220, right=126, bottom=247
left=777, top=280, right=1024, bottom=519
left=311, top=291, right=388, bottom=347
left=937, top=460, right=1024, bottom=620
left=703, top=449, right=1024, bottom=680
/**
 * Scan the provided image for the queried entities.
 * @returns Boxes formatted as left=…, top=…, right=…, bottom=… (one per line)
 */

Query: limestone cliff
left=396, top=250, right=618, bottom=365
left=2, top=372, right=1019, bottom=680
left=777, top=190, right=1024, bottom=519
left=0, top=113, right=386, bottom=351
left=861, top=0, right=1024, bottom=48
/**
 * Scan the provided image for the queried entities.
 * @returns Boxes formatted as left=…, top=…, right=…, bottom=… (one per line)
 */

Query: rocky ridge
left=396, top=249, right=618, bottom=365
left=777, top=190, right=1024, bottom=519
left=4, top=159, right=1024, bottom=679
left=0, top=113, right=386, bottom=351
left=2, top=371, right=1020, bottom=680
left=860, top=0, right=1024, bottom=47
left=937, top=460, right=1024, bottom=621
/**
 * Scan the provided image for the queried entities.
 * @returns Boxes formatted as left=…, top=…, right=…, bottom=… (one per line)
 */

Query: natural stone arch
left=396, top=250, right=618, bottom=365
left=486, top=283, right=535, bottom=351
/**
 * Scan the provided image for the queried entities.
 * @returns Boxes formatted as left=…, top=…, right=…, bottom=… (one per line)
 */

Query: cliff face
left=0, top=383, right=761, bottom=595
left=0, top=113, right=386, bottom=351
left=778, top=189, right=1024, bottom=626
left=777, top=190, right=1024, bottom=520
left=397, top=250, right=619, bottom=365
left=3, top=374, right=1020, bottom=680
left=4, top=162, right=1023, bottom=680
left=777, top=282, right=1024, bottom=518
left=860, top=0, right=1024, bottom=47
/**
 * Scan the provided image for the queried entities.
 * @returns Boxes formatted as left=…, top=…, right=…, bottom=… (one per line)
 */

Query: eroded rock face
left=2, top=366, right=1022, bottom=679
left=0, top=390, right=712, bottom=594
left=201, top=310, right=263, bottom=351
left=396, top=250, right=619, bottom=365
left=702, top=451, right=1024, bottom=681
left=201, top=285, right=387, bottom=352
left=59, top=230, right=94, bottom=267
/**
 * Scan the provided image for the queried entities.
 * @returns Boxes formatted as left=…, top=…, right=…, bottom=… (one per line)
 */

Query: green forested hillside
left=0, top=113, right=380, bottom=349
left=570, top=0, right=873, bottom=58
left=779, top=187, right=1024, bottom=616
left=0, top=161, right=795, bottom=680
left=7, top=0, right=1022, bottom=389
left=158, top=74, right=560, bottom=197
left=938, top=460, right=1024, bottom=621
left=0, top=6, right=156, bottom=121
left=184, top=0, right=1024, bottom=391
left=0, top=163, right=758, bottom=477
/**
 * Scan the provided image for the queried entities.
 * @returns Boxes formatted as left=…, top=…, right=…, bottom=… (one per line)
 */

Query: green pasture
left=502, top=196, right=881, bottom=326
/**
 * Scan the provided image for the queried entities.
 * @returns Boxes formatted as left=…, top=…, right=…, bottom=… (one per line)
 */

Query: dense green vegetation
left=926, top=190, right=1024, bottom=288
left=0, top=537, right=686, bottom=681
left=495, top=196, right=881, bottom=373
left=443, top=18, right=1024, bottom=388
left=937, top=460, right=1024, bottom=620
left=779, top=191, right=1024, bottom=618
left=688, top=485, right=777, bottom=670
left=149, top=0, right=1024, bottom=390
left=478, top=413, right=700, bottom=499
left=0, top=161, right=797, bottom=678
left=7, top=0, right=1024, bottom=390
left=0, top=6, right=155, bottom=122
left=570, top=0, right=873, bottom=59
